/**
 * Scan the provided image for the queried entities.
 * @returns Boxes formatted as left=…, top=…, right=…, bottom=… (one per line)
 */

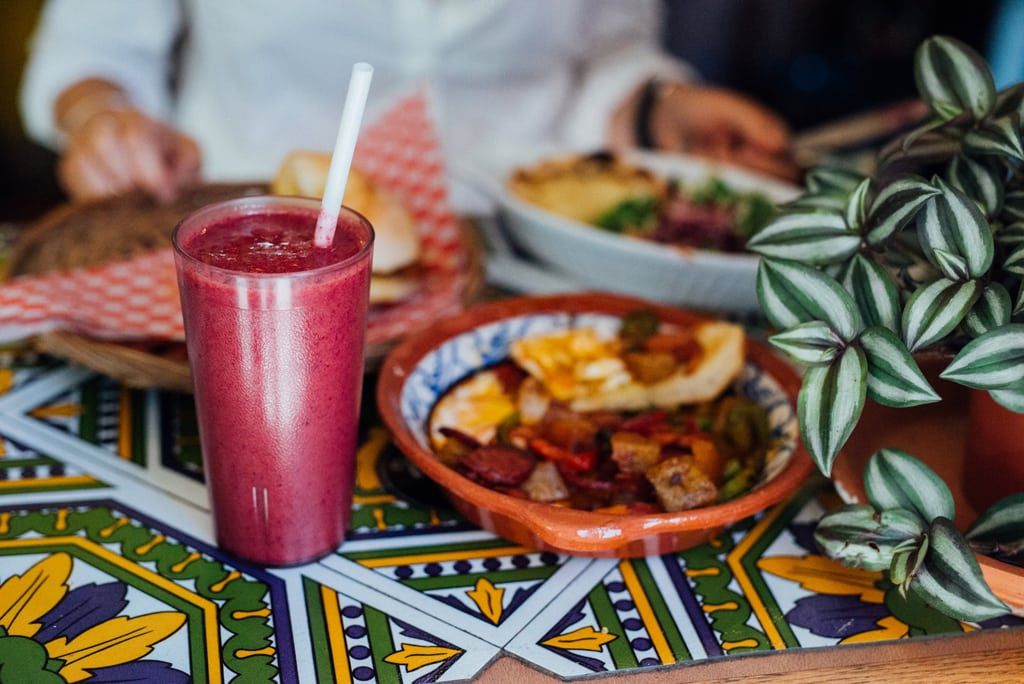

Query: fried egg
left=429, top=370, right=516, bottom=449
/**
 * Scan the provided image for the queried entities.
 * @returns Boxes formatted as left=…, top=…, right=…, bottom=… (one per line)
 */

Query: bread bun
left=272, top=151, right=421, bottom=275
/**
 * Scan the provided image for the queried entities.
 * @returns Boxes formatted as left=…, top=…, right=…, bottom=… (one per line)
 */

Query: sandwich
left=272, top=151, right=422, bottom=304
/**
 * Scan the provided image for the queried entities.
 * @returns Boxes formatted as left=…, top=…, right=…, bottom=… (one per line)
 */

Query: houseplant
left=747, top=35, right=1024, bottom=621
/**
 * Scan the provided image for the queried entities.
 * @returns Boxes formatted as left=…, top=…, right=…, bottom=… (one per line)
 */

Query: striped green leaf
left=783, top=193, right=848, bottom=212
left=860, top=326, right=941, bottom=407
left=947, top=155, right=1005, bottom=218
left=866, top=177, right=940, bottom=245
left=799, top=345, right=867, bottom=475
left=963, top=112, right=1024, bottom=160
left=901, top=277, right=981, bottom=351
left=963, top=282, right=1011, bottom=337
left=769, top=321, right=842, bottom=366
left=930, top=248, right=969, bottom=281
left=747, top=211, right=860, bottom=265
left=815, top=504, right=924, bottom=571
left=1015, top=282, right=1024, bottom=316
left=916, top=178, right=993, bottom=278
left=998, top=221, right=1024, bottom=246
left=844, top=178, right=873, bottom=229
left=843, top=255, right=901, bottom=332
left=806, top=166, right=865, bottom=195
left=880, top=130, right=962, bottom=168
left=966, top=493, right=1024, bottom=547
left=1004, top=241, right=1024, bottom=274
left=940, top=324, right=1024, bottom=388
left=757, top=259, right=864, bottom=341
left=910, top=517, right=1009, bottom=622
left=1004, top=191, right=1024, bottom=222
left=993, top=83, right=1024, bottom=118
left=891, top=535, right=929, bottom=596
left=864, top=448, right=955, bottom=521
left=989, top=382, right=1024, bottom=413
left=914, top=36, right=996, bottom=121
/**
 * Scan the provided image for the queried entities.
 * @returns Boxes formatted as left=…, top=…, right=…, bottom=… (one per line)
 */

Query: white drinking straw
left=314, top=62, right=374, bottom=248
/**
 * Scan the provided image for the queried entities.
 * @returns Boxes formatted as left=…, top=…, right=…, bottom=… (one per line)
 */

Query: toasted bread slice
left=510, top=322, right=745, bottom=412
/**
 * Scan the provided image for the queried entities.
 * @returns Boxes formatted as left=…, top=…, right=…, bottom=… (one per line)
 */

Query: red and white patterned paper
left=0, top=92, right=471, bottom=346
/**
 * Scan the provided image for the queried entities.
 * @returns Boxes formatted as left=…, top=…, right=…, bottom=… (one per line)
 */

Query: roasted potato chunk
left=645, top=455, right=717, bottom=512
left=610, top=432, right=661, bottom=474
left=521, top=461, right=570, bottom=502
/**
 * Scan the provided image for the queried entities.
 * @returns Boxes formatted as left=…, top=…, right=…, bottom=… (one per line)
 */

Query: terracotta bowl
left=377, top=293, right=814, bottom=557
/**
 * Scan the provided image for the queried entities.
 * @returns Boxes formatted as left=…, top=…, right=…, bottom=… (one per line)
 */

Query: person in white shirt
left=20, top=0, right=795, bottom=206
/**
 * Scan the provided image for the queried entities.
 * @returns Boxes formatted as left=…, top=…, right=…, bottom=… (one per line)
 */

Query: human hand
left=611, top=82, right=798, bottom=181
left=57, top=87, right=200, bottom=203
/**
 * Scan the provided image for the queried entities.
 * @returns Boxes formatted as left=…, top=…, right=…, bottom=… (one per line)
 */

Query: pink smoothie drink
left=172, top=196, right=373, bottom=565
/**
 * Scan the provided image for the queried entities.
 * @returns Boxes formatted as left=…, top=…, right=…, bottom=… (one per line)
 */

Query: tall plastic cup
left=172, top=196, right=373, bottom=565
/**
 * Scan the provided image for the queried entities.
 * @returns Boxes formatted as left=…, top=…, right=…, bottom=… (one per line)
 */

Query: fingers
left=56, top=110, right=198, bottom=203
left=122, top=116, right=176, bottom=203
left=704, top=89, right=791, bottom=153
left=167, top=132, right=202, bottom=189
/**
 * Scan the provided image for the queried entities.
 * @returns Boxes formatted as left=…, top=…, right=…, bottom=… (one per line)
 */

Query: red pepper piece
left=619, top=411, right=669, bottom=435
left=530, top=438, right=597, bottom=472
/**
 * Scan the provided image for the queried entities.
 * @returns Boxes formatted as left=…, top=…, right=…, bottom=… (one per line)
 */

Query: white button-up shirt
left=21, top=0, right=689, bottom=203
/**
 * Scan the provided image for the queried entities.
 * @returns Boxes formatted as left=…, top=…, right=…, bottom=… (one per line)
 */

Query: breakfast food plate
left=459, top=146, right=800, bottom=311
left=378, top=293, right=813, bottom=557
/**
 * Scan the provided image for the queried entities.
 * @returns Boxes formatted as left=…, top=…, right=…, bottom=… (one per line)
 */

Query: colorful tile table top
left=0, top=359, right=1017, bottom=682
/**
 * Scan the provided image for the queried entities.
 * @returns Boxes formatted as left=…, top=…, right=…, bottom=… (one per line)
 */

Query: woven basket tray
left=8, top=184, right=485, bottom=393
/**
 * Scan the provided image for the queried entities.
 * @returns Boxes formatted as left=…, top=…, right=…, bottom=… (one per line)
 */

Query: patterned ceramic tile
left=0, top=359, right=1018, bottom=681
left=0, top=498, right=297, bottom=683
left=293, top=564, right=500, bottom=683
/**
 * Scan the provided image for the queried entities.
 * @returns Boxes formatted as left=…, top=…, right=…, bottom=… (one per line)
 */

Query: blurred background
left=0, top=0, right=1011, bottom=222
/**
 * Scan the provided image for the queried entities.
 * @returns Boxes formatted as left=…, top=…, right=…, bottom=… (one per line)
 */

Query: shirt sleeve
left=19, top=0, right=182, bottom=149
left=559, top=0, right=697, bottom=148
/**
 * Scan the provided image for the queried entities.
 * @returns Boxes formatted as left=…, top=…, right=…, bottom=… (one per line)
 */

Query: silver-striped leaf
left=806, top=166, right=864, bottom=195
left=940, top=324, right=1024, bottom=389
left=916, top=178, right=993, bottom=278
left=914, top=36, right=996, bottom=121
left=757, top=259, right=864, bottom=342
left=814, top=504, right=924, bottom=572
left=1004, top=190, right=1024, bottom=222
left=880, top=130, right=962, bottom=168
left=966, top=493, right=1024, bottom=546
left=843, top=255, right=901, bottom=332
left=963, top=282, right=1011, bottom=337
left=901, top=277, right=981, bottom=351
left=769, top=321, right=843, bottom=366
left=963, top=112, right=1024, bottom=160
left=1003, top=241, right=1024, bottom=274
left=910, top=517, right=1009, bottom=622
left=798, top=345, right=867, bottom=475
left=989, top=382, right=1024, bottom=413
left=864, top=448, right=955, bottom=521
left=783, top=193, right=848, bottom=212
left=997, top=221, right=1024, bottom=246
left=891, top=535, right=929, bottom=596
left=859, top=326, right=941, bottom=407
left=993, top=83, right=1024, bottom=118
left=747, top=211, right=860, bottom=265
left=844, top=178, right=873, bottom=230
left=947, top=155, right=1005, bottom=218
left=930, top=248, right=969, bottom=281
left=1015, top=281, right=1024, bottom=316
left=865, top=177, right=940, bottom=246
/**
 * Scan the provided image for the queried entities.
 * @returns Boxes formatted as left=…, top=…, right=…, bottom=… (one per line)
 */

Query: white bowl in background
left=459, top=147, right=800, bottom=312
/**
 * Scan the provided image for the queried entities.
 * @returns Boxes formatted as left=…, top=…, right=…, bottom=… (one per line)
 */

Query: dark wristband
left=634, top=78, right=660, bottom=148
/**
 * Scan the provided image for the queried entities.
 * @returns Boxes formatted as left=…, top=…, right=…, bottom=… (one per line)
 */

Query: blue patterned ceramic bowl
left=378, top=294, right=812, bottom=557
